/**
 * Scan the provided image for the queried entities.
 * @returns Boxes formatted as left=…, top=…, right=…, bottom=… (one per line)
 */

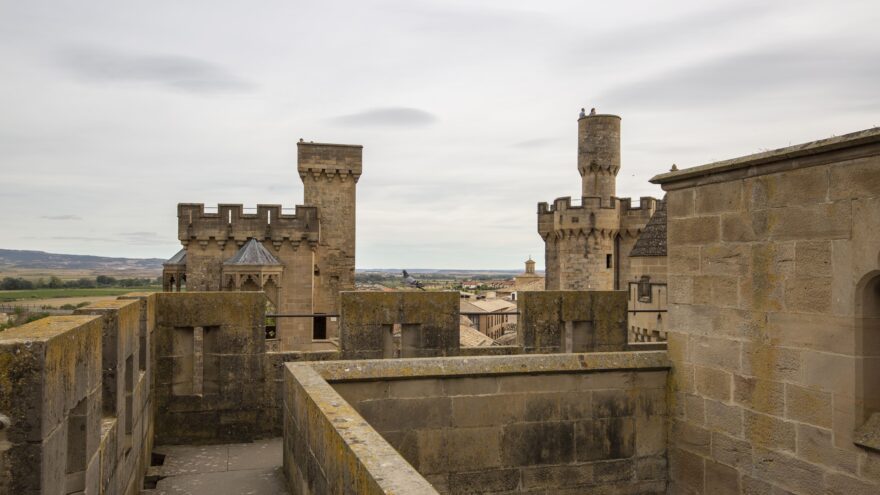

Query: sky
left=0, top=0, right=878, bottom=270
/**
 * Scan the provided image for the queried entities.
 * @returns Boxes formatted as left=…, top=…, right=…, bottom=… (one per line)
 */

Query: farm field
left=0, top=287, right=160, bottom=303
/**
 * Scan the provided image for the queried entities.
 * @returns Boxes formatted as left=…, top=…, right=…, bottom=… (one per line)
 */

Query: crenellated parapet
left=537, top=195, right=660, bottom=240
left=297, top=142, right=363, bottom=183
left=620, top=196, right=659, bottom=232
left=177, top=203, right=319, bottom=251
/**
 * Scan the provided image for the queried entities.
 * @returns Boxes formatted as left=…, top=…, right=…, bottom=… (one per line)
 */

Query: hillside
left=0, top=249, right=164, bottom=273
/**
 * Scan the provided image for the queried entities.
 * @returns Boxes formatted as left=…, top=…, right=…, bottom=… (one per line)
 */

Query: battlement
left=619, top=196, right=659, bottom=215
left=537, top=195, right=660, bottom=236
left=297, top=141, right=363, bottom=182
left=537, top=195, right=659, bottom=215
left=177, top=203, right=319, bottom=247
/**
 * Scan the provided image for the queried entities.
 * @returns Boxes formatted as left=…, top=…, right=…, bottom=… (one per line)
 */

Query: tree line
left=0, top=275, right=161, bottom=291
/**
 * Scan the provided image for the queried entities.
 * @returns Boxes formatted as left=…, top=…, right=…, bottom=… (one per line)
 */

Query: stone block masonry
left=285, top=351, right=669, bottom=494
left=339, top=291, right=460, bottom=360
left=518, top=290, right=629, bottom=353
left=152, top=292, right=273, bottom=444
left=1, top=295, right=156, bottom=495
left=653, top=127, right=880, bottom=494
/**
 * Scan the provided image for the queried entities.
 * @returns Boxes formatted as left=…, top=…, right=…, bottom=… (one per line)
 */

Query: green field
left=0, top=287, right=160, bottom=303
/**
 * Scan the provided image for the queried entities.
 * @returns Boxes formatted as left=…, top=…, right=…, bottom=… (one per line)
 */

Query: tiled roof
left=629, top=198, right=667, bottom=257
left=164, top=249, right=187, bottom=266
left=459, top=325, right=494, bottom=347
left=223, top=239, right=281, bottom=266
left=493, top=331, right=518, bottom=346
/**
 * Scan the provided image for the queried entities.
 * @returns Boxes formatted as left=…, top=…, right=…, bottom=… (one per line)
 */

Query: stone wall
left=75, top=298, right=153, bottom=495
left=284, top=363, right=437, bottom=494
left=653, top=127, right=880, bottom=493
left=518, top=290, right=628, bottom=353
left=152, top=292, right=273, bottom=444
left=1, top=295, right=155, bottom=495
left=286, top=352, right=669, bottom=494
left=339, top=291, right=460, bottom=360
left=0, top=316, right=103, bottom=495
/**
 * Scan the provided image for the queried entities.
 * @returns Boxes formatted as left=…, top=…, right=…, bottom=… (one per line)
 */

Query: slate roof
left=223, top=239, right=281, bottom=266
left=629, top=198, right=667, bottom=257
left=164, top=249, right=187, bottom=266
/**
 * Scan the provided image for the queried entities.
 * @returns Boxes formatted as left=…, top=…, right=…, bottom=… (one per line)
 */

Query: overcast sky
left=1, top=0, right=878, bottom=269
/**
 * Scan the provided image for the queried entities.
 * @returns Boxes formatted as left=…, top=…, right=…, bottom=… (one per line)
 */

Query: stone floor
left=147, top=438, right=287, bottom=494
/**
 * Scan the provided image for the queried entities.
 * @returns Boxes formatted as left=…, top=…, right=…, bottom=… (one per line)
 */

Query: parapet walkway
left=146, top=438, right=287, bottom=494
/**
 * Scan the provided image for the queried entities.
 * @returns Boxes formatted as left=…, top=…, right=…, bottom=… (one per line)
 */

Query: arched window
left=854, top=270, right=880, bottom=450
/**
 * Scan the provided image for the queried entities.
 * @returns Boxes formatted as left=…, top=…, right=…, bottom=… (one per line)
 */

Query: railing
left=265, top=313, right=338, bottom=342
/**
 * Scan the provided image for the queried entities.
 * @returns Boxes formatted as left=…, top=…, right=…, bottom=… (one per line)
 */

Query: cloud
left=55, top=46, right=254, bottom=93
left=598, top=44, right=880, bottom=110
left=50, top=236, right=114, bottom=242
left=41, top=214, right=82, bottom=220
left=330, top=107, right=437, bottom=127
left=119, top=232, right=168, bottom=245
left=511, top=137, right=563, bottom=148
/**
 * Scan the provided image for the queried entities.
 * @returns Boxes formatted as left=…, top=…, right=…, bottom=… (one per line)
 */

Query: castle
left=162, top=141, right=362, bottom=351
left=538, top=110, right=667, bottom=292
left=3, top=111, right=880, bottom=495
left=540, top=110, right=670, bottom=343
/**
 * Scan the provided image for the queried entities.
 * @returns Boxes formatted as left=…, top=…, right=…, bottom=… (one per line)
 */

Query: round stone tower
left=578, top=111, right=621, bottom=200
left=538, top=108, right=623, bottom=291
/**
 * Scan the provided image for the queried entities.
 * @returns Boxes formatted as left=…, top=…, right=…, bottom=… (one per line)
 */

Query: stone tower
left=297, top=141, right=362, bottom=318
left=524, top=257, right=536, bottom=275
left=578, top=112, right=621, bottom=200
left=538, top=109, right=657, bottom=291
left=514, top=256, right=544, bottom=292
left=166, top=139, right=362, bottom=351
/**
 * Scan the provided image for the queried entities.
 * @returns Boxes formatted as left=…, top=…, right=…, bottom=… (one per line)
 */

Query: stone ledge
left=651, top=127, right=880, bottom=189
left=854, top=413, right=880, bottom=452
left=0, top=314, right=102, bottom=342
left=287, top=365, right=439, bottom=494
left=292, top=350, right=669, bottom=382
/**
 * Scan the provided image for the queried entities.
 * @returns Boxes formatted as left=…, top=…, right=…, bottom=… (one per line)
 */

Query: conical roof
left=630, top=198, right=667, bottom=257
left=164, top=249, right=187, bottom=266
left=224, top=239, right=281, bottom=266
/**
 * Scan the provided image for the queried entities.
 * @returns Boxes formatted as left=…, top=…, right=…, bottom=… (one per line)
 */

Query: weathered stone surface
left=711, top=432, right=752, bottom=470
left=668, top=216, right=720, bottom=245
left=744, top=410, right=796, bottom=452
left=519, top=290, right=628, bottom=353
left=694, top=366, right=731, bottom=402
left=785, top=383, right=832, bottom=428
left=696, top=181, right=743, bottom=214
left=830, top=156, right=880, bottom=200
left=705, top=399, right=742, bottom=437
left=734, top=375, right=785, bottom=416
left=339, top=291, right=460, bottom=359
left=154, top=292, right=270, bottom=444
left=1, top=295, right=156, bottom=495
left=652, top=123, right=880, bottom=495
left=668, top=188, right=695, bottom=219
left=283, top=351, right=668, bottom=494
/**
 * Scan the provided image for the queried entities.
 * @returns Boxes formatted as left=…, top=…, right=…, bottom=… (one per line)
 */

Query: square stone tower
left=297, top=141, right=362, bottom=318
